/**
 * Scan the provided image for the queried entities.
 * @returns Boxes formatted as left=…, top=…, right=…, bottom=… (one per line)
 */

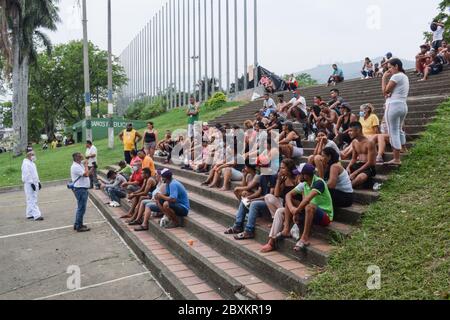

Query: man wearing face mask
left=70, top=153, right=92, bottom=232
left=121, top=160, right=144, bottom=193
left=21, top=151, right=43, bottom=221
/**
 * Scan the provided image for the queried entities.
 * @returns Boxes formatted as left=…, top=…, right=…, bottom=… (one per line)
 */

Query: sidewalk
left=0, top=184, right=168, bottom=300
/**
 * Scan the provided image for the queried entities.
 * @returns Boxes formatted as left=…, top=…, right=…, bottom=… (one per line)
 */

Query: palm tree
left=0, top=0, right=60, bottom=155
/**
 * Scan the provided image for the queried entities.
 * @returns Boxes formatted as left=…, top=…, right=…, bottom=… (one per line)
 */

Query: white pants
left=24, top=183, right=42, bottom=219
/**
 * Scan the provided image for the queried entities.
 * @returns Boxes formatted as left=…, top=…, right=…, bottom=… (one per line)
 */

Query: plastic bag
left=290, top=224, right=300, bottom=241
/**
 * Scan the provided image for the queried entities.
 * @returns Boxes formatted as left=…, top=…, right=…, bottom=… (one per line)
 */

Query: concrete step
left=94, top=175, right=311, bottom=297
left=88, top=189, right=227, bottom=300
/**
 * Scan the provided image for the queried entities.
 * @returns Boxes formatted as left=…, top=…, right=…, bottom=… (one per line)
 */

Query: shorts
left=151, top=199, right=189, bottom=217
left=292, top=146, right=304, bottom=158
left=432, top=40, right=443, bottom=51
left=350, top=163, right=376, bottom=178
left=297, top=206, right=331, bottom=227
left=127, top=185, right=140, bottom=193
left=430, top=65, right=443, bottom=75
left=144, top=142, right=157, bottom=150
left=230, top=168, right=244, bottom=181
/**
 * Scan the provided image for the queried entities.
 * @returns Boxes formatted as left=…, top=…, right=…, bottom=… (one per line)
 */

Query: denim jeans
left=108, top=187, right=127, bottom=203
left=74, top=188, right=89, bottom=230
left=233, top=200, right=271, bottom=233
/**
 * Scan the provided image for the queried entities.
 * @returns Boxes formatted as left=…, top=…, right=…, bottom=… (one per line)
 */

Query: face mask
left=133, top=166, right=139, bottom=172
left=360, top=111, right=365, bottom=118
left=31, top=156, right=36, bottom=162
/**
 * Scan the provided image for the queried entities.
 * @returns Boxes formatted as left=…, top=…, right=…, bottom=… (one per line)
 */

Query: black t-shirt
left=312, top=105, right=321, bottom=117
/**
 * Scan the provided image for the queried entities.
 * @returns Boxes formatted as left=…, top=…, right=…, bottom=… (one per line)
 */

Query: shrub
left=204, top=92, right=227, bottom=111
left=125, top=97, right=167, bottom=120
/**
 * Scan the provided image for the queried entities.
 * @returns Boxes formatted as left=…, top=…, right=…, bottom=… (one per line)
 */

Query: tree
left=0, top=0, right=60, bottom=155
left=424, top=1, right=450, bottom=42
left=284, top=73, right=318, bottom=88
left=27, top=41, right=127, bottom=141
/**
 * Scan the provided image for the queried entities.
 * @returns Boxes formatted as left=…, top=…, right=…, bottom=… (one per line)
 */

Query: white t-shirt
left=294, top=96, right=307, bottom=115
left=433, top=26, right=444, bottom=42
left=387, top=73, right=410, bottom=103
left=70, top=162, right=91, bottom=189
left=263, top=98, right=276, bottom=109
left=85, top=145, right=98, bottom=167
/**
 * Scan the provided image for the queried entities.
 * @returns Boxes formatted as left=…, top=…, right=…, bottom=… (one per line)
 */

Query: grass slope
left=307, top=99, right=450, bottom=300
left=0, top=102, right=242, bottom=188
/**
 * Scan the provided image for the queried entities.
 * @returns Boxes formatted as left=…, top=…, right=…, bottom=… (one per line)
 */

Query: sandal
left=294, top=240, right=310, bottom=252
left=134, top=225, right=149, bottom=232
left=234, top=231, right=255, bottom=240
left=128, top=220, right=141, bottom=226
left=376, top=156, right=384, bottom=164
left=224, top=227, right=243, bottom=235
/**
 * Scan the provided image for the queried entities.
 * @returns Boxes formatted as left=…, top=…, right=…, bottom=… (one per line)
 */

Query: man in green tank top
left=291, top=164, right=334, bottom=251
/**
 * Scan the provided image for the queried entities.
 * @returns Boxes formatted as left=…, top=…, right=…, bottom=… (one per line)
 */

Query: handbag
left=67, top=176, right=82, bottom=190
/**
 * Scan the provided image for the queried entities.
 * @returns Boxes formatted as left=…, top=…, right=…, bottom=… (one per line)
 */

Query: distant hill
left=298, top=57, right=415, bottom=84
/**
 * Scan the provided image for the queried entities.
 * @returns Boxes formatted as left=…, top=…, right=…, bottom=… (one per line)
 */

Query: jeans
left=88, top=165, right=99, bottom=189
left=74, top=188, right=88, bottom=230
left=108, top=187, right=127, bottom=203
left=233, top=200, right=271, bottom=233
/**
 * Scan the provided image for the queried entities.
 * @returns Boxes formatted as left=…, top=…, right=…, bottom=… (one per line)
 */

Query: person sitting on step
left=99, top=170, right=128, bottom=208
left=122, top=160, right=144, bottom=193
left=118, top=160, right=133, bottom=181
left=327, top=89, right=345, bottom=116
left=233, top=163, right=260, bottom=201
left=154, top=169, right=190, bottom=229
left=307, top=96, right=323, bottom=136
left=291, top=164, right=334, bottom=251
left=419, top=49, right=446, bottom=81
left=279, top=121, right=304, bottom=160
left=316, top=102, right=338, bottom=136
left=334, top=102, right=358, bottom=148
left=131, top=171, right=166, bottom=231
left=347, top=122, right=377, bottom=188
left=307, top=129, right=340, bottom=178
left=121, top=168, right=157, bottom=220
left=321, top=147, right=353, bottom=208
left=224, top=167, right=277, bottom=240
left=327, top=64, right=344, bottom=86
left=137, top=150, right=156, bottom=177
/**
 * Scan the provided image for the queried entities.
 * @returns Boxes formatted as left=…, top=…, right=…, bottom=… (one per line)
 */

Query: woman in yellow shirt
left=359, top=103, right=380, bottom=141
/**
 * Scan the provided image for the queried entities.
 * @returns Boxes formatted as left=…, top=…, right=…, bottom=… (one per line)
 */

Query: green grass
left=0, top=101, right=243, bottom=188
left=306, top=99, right=450, bottom=300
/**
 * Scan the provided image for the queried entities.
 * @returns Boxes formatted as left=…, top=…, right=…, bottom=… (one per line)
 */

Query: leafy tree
left=424, top=1, right=450, bottom=42
left=0, top=0, right=60, bottom=155
left=284, top=73, right=318, bottom=87
left=1, top=101, right=12, bottom=127
left=27, top=41, right=127, bottom=141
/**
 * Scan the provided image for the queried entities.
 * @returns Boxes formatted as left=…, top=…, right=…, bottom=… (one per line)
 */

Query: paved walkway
left=0, top=184, right=168, bottom=300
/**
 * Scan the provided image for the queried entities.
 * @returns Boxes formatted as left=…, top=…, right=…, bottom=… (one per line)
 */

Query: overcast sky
left=49, top=0, right=442, bottom=75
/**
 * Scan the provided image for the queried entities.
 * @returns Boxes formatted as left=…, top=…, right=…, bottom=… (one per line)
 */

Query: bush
left=204, top=92, right=227, bottom=111
left=125, top=97, right=167, bottom=120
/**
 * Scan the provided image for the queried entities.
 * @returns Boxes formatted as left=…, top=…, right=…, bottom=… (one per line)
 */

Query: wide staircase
left=89, top=68, right=450, bottom=300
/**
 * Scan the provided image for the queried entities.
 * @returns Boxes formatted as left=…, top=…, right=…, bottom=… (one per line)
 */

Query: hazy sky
left=49, top=0, right=442, bottom=75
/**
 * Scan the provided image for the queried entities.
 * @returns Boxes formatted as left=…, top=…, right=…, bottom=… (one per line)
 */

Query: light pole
left=107, top=0, right=114, bottom=149
left=82, top=0, right=92, bottom=142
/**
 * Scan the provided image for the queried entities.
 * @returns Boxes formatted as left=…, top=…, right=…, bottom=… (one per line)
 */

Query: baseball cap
left=340, top=102, right=352, bottom=112
left=300, top=163, right=316, bottom=175
left=292, top=163, right=306, bottom=176
left=160, top=168, right=173, bottom=179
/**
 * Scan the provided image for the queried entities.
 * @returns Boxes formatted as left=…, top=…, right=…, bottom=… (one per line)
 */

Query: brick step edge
left=89, top=189, right=222, bottom=300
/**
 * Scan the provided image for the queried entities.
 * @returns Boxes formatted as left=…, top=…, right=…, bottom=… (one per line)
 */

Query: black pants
left=329, top=189, right=353, bottom=208
left=124, top=151, right=132, bottom=164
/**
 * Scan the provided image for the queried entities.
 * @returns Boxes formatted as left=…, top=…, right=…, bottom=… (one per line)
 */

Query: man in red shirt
left=122, top=160, right=144, bottom=193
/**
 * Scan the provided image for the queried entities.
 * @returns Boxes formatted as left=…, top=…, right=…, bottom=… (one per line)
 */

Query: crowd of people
left=62, top=21, right=443, bottom=249
left=133, top=54, right=413, bottom=252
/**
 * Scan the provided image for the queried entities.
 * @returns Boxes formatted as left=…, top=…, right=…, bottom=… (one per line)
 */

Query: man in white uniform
left=21, top=151, right=43, bottom=221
